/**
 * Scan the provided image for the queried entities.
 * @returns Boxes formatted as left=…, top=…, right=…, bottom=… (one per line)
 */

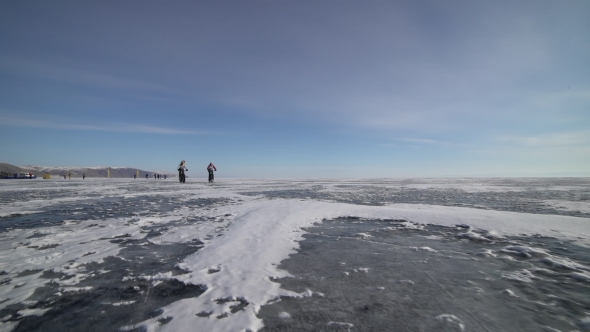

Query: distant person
left=68, top=173, right=71, bottom=179
left=178, top=160, right=188, bottom=183
left=134, top=174, right=136, bottom=179
left=164, top=174, right=166, bottom=180
left=63, top=173, right=66, bottom=179
left=83, top=173, right=86, bottom=180
left=154, top=174, right=156, bottom=179
left=146, top=174, right=148, bottom=179
left=207, top=162, right=217, bottom=183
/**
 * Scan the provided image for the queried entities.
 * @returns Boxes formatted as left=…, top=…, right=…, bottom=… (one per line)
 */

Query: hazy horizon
left=3, top=161, right=590, bottom=179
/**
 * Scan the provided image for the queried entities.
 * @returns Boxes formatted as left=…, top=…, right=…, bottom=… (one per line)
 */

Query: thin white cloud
left=0, top=113, right=201, bottom=135
left=495, top=131, right=590, bottom=147
left=191, top=3, right=566, bottom=132
left=0, top=54, right=184, bottom=95
left=381, top=138, right=477, bottom=150
left=465, top=131, right=590, bottom=175
left=117, top=124, right=198, bottom=135
left=3, top=2, right=586, bottom=136
left=402, top=138, right=438, bottom=144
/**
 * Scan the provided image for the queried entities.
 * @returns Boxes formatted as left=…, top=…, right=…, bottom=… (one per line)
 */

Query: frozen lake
left=0, top=178, right=589, bottom=331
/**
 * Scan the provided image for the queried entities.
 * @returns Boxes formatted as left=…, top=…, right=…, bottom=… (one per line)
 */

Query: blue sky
left=1, top=1, right=589, bottom=178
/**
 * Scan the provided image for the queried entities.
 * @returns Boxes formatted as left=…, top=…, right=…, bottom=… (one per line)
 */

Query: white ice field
left=0, top=178, right=589, bottom=332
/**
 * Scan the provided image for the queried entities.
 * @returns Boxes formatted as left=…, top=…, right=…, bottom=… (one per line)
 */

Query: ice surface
left=257, top=219, right=590, bottom=332
left=0, top=178, right=588, bottom=331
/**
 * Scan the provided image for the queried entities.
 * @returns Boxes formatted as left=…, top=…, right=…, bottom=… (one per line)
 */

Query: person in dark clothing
left=146, top=174, right=148, bottom=179
left=178, top=160, right=188, bottom=183
left=83, top=173, right=86, bottom=179
left=207, top=162, right=217, bottom=183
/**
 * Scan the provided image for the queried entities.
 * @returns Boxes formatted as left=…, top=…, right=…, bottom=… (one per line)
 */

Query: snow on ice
left=0, top=177, right=589, bottom=331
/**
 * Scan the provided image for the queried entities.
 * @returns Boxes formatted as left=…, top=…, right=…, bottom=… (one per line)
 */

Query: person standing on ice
left=207, top=162, right=217, bottom=183
left=178, top=160, right=188, bottom=183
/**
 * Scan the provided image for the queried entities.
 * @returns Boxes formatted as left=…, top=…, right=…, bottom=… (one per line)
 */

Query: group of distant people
left=3, top=165, right=218, bottom=182
left=60, top=172, right=85, bottom=179
left=177, top=160, right=217, bottom=184
left=136, top=173, right=166, bottom=179
left=22, top=164, right=217, bottom=182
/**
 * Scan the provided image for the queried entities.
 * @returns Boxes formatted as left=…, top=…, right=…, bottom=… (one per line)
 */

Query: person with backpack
left=207, top=162, right=217, bottom=183
left=178, top=160, right=188, bottom=183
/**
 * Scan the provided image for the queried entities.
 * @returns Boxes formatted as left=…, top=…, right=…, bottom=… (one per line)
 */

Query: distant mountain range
left=0, top=162, right=175, bottom=178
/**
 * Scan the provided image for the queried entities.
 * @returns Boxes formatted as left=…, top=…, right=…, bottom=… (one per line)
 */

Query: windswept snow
left=0, top=178, right=588, bottom=331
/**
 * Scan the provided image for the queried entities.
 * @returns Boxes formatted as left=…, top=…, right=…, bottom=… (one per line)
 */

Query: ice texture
left=257, top=218, right=590, bottom=331
left=0, top=177, right=588, bottom=331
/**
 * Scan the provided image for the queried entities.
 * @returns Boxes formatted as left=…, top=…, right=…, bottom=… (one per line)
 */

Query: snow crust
left=124, top=198, right=589, bottom=331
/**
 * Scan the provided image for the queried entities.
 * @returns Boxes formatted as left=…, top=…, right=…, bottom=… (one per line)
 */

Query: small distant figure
left=178, top=160, right=188, bottom=183
left=146, top=173, right=148, bottom=179
left=63, top=173, right=66, bottom=179
left=134, top=174, right=136, bottom=179
left=83, top=173, right=86, bottom=180
left=207, top=162, right=217, bottom=183
left=68, top=173, right=71, bottom=179
left=164, top=174, right=166, bottom=180
left=154, top=174, right=156, bottom=179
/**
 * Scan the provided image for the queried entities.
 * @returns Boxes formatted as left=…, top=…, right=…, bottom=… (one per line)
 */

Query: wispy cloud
left=402, top=138, right=438, bottom=144
left=0, top=113, right=202, bottom=135
left=0, top=54, right=184, bottom=96
left=381, top=138, right=475, bottom=149
left=469, top=131, right=590, bottom=174
left=495, top=131, right=590, bottom=147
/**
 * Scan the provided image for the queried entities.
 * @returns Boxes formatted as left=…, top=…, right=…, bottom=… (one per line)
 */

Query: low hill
left=0, top=163, right=23, bottom=175
left=0, top=163, right=174, bottom=178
